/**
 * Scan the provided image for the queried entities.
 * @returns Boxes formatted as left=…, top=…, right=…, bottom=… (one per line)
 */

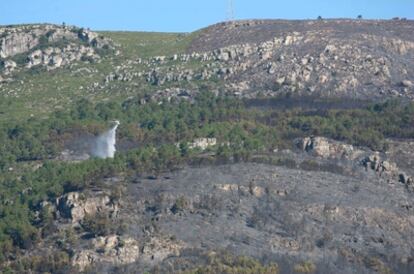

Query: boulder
left=2, top=59, right=17, bottom=74
left=27, top=49, right=43, bottom=67
left=402, top=80, right=413, bottom=88
left=50, top=55, right=63, bottom=68
left=276, top=77, right=286, bottom=85
left=216, top=50, right=230, bottom=61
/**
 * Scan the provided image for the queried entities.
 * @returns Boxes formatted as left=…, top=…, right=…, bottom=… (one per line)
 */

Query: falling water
left=91, top=120, right=120, bottom=159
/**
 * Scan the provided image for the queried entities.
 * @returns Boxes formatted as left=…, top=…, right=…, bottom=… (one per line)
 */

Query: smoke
left=91, top=120, right=120, bottom=159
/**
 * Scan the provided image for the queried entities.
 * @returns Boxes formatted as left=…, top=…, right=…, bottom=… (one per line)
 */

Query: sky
left=1, top=0, right=413, bottom=32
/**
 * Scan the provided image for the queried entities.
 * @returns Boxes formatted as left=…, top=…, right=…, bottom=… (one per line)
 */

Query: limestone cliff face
left=0, top=31, right=40, bottom=58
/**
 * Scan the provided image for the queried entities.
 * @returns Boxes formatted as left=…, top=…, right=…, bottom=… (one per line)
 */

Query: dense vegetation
left=0, top=93, right=413, bottom=270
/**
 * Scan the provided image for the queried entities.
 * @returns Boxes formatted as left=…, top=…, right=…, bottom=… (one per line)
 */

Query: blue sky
left=1, top=0, right=413, bottom=32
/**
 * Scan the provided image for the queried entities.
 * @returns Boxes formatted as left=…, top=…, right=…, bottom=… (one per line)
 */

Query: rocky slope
left=1, top=19, right=413, bottom=120
left=97, top=19, right=414, bottom=103
left=17, top=136, right=413, bottom=273
left=0, top=24, right=113, bottom=81
left=187, top=19, right=414, bottom=99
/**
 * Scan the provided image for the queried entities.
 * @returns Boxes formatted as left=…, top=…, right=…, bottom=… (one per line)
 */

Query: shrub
left=171, top=196, right=188, bottom=214
left=294, top=261, right=316, bottom=273
left=182, top=251, right=279, bottom=274
left=81, top=212, right=114, bottom=237
left=299, top=160, right=320, bottom=171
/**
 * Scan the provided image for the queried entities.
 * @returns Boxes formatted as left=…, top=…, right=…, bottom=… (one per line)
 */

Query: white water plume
left=91, top=120, right=120, bottom=159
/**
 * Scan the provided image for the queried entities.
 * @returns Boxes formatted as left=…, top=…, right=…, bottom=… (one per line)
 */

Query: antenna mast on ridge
left=226, top=0, right=235, bottom=22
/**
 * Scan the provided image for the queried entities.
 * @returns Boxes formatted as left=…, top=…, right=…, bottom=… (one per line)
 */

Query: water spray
left=91, top=120, right=120, bottom=159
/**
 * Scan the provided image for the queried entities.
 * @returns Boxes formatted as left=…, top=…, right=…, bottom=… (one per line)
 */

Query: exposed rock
left=186, top=20, right=414, bottom=100
left=216, top=50, right=230, bottom=61
left=72, top=235, right=140, bottom=271
left=0, top=31, right=39, bottom=58
left=2, top=59, right=17, bottom=74
left=362, top=153, right=399, bottom=176
left=141, top=236, right=185, bottom=263
left=92, top=19, right=414, bottom=101
left=402, top=80, right=413, bottom=87
left=26, top=45, right=98, bottom=70
left=276, top=76, right=286, bottom=85
left=149, top=88, right=198, bottom=103
left=297, top=136, right=362, bottom=159
left=188, top=138, right=217, bottom=150
left=50, top=55, right=63, bottom=68
left=56, top=191, right=118, bottom=224
left=58, top=149, right=90, bottom=162
left=399, top=173, right=414, bottom=192
left=214, top=184, right=239, bottom=192
left=214, top=183, right=265, bottom=197
left=0, top=24, right=113, bottom=77
left=122, top=162, right=414, bottom=273
left=71, top=250, right=97, bottom=272
left=270, top=235, right=300, bottom=253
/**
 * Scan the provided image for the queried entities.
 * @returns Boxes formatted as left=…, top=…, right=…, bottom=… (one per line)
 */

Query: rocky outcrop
left=0, top=24, right=110, bottom=58
left=102, top=20, right=414, bottom=100
left=72, top=234, right=185, bottom=271
left=0, top=24, right=113, bottom=77
left=123, top=163, right=414, bottom=273
left=399, top=173, right=414, bottom=192
left=71, top=235, right=140, bottom=271
left=297, top=136, right=363, bottom=160
left=152, top=88, right=198, bottom=103
left=56, top=191, right=118, bottom=224
left=185, top=20, right=414, bottom=100
left=297, top=136, right=414, bottom=193
left=0, top=30, right=40, bottom=58
left=188, top=138, right=217, bottom=150
left=361, top=153, right=399, bottom=176
left=140, top=235, right=185, bottom=264
left=270, top=235, right=300, bottom=253
left=214, top=183, right=266, bottom=197
left=1, top=59, right=16, bottom=74
left=360, top=152, right=414, bottom=191
left=26, top=44, right=99, bottom=70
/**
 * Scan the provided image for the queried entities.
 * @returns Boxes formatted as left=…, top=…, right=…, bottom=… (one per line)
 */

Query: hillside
left=188, top=19, right=414, bottom=99
left=0, top=20, right=413, bottom=274
left=1, top=19, right=414, bottom=121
